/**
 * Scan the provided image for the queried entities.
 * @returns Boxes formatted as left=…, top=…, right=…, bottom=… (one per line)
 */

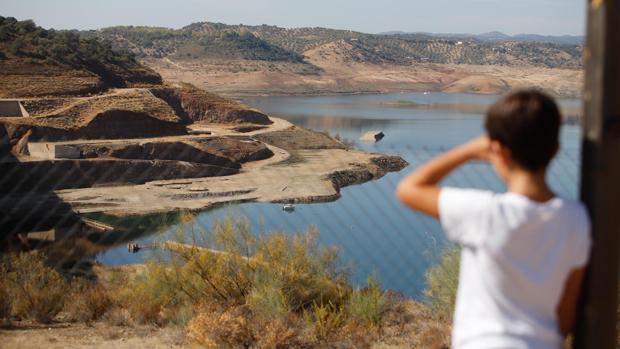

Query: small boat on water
left=423, top=91, right=431, bottom=95
left=282, top=204, right=295, bottom=212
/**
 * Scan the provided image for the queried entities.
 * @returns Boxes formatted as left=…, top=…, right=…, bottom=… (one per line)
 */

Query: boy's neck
left=506, top=168, right=555, bottom=203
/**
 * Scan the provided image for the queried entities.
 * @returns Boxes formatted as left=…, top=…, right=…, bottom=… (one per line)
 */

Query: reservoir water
left=97, top=92, right=582, bottom=300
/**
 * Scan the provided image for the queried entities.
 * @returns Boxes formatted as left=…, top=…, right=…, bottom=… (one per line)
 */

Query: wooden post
left=575, top=0, right=620, bottom=348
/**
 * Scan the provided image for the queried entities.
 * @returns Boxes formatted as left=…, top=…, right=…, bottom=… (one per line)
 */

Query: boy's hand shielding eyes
left=462, top=135, right=491, bottom=162
left=397, top=135, right=490, bottom=218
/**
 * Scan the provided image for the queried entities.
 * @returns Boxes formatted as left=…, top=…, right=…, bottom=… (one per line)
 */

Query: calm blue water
left=97, top=92, right=583, bottom=299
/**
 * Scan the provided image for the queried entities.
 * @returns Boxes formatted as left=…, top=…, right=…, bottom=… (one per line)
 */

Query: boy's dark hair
left=485, top=90, right=561, bottom=171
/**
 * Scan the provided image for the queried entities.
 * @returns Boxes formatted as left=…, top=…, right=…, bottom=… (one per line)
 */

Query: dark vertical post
left=575, top=0, right=620, bottom=348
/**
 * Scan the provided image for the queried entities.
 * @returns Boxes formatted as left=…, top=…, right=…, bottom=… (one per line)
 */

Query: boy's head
left=485, top=90, right=561, bottom=173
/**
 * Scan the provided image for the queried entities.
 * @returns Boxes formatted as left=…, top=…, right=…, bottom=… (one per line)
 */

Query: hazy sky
left=0, top=0, right=586, bottom=36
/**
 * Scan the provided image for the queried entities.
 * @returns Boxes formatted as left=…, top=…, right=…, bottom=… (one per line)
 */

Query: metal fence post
left=575, top=0, right=620, bottom=348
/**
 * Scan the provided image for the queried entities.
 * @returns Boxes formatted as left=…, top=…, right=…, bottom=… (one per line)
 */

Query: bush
left=305, top=301, right=346, bottom=342
left=186, top=306, right=255, bottom=349
left=255, top=318, right=305, bottom=348
left=425, top=247, right=460, bottom=319
left=253, top=227, right=349, bottom=312
left=162, top=217, right=359, bottom=346
left=64, top=280, right=113, bottom=323
left=347, top=276, right=387, bottom=326
left=246, top=276, right=289, bottom=320
left=115, top=262, right=184, bottom=325
left=168, top=217, right=349, bottom=313
left=3, top=252, right=69, bottom=323
left=0, top=264, right=11, bottom=321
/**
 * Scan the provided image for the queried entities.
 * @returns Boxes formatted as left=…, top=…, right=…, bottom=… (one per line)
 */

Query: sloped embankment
left=0, top=17, right=162, bottom=98
left=0, top=159, right=238, bottom=193
left=150, top=86, right=272, bottom=125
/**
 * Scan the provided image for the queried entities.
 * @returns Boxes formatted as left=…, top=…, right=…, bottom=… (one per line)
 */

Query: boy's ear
left=490, top=140, right=511, bottom=162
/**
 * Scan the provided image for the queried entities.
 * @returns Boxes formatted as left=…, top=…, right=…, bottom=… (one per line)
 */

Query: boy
left=397, top=90, right=591, bottom=349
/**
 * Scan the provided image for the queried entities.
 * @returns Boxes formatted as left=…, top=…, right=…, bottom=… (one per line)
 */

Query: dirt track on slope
left=54, top=117, right=407, bottom=216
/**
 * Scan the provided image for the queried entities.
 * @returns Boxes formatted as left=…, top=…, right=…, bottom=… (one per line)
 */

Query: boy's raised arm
left=396, top=136, right=490, bottom=218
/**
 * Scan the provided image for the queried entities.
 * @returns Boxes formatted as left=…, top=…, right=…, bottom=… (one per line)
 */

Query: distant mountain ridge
left=81, top=22, right=583, bottom=70
left=379, top=30, right=584, bottom=45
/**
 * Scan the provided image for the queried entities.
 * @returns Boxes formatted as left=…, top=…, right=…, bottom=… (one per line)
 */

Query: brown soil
left=253, top=126, right=347, bottom=151
left=0, top=297, right=451, bottom=349
left=0, top=84, right=275, bottom=145
left=0, top=63, right=104, bottom=98
left=0, top=322, right=186, bottom=349
left=145, top=54, right=583, bottom=98
left=0, top=158, right=239, bottom=193
left=150, top=85, right=272, bottom=125
left=0, top=57, right=162, bottom=99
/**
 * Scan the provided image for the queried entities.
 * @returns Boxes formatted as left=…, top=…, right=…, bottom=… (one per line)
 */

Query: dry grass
left=64, top=280, right=113, bottom=323
left=0, top=264, right=12, bottom=322
left=186, top=306, right=255, bottom=349
left=425, top=247, right=460, bottom=320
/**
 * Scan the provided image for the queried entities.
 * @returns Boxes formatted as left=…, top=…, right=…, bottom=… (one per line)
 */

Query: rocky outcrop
left=254, top=126, right=347, bottom=151
left=190, top=137, right=274, bottom=163
left=151, top=86, right=272, bottom=125
left=76, top=141, right=240, bottom=169
left=328, top=155, right=409, bottom=192
left=371, top=156, right=409, bottom=172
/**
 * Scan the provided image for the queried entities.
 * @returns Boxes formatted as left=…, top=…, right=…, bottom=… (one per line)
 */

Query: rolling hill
left=86, top=22, right=583, bottom=70
left=0, top=16, right=162, bottom=97
left=66, top=20, right=584, bottom=98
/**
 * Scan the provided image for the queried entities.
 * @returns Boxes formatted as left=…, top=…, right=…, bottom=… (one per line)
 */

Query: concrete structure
left=28, top=143, right=81, bottom=159
left=0, top=100, right=30, bottom=117
left=360, top=130, right=385, bottom=142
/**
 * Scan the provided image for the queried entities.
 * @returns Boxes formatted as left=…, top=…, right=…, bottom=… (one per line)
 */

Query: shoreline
left=53, top=118, right=408, bottom=217
left=228, top=87, right=582, bottom=100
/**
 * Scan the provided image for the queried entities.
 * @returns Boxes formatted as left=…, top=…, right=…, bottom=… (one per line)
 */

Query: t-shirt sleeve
left=571, top=204, right=592, bottom=268
left=439, top=187, right=494, bottom=247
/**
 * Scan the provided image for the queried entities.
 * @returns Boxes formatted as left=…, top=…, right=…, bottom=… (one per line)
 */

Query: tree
left=10, top=37, right=25, bottom=55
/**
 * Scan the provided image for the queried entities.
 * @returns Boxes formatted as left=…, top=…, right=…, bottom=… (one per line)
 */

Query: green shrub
left=246, top=276, right=289, bottom=319
left=254, top=227, right=349, bottom=312
left=116, top=261, right=185, bottom=325
left=347, top=276, right=387, bottom=326
left=305, top=301, right=346, bottom=341
left=425, top=247, right=460, bottom=319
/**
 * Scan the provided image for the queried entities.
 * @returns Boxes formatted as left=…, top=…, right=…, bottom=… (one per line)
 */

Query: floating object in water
left=282, top=204, right=295, bottom=212
left=423, top=91, right=431, bottom=95
left=360, top=130, right=385, bottom=142
left=128, top=243, right=141, bottom=253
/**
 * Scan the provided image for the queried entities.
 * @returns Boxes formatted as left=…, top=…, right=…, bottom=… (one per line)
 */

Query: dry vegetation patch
left=0, top=217, right=452, bottom=348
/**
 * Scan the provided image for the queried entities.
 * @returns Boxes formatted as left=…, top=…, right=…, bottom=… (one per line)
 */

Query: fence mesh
left=0, top=140, right=582, bottom=300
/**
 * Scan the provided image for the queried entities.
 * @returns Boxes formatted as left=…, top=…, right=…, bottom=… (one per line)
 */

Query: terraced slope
left=0, top=17, right=162, bottom=98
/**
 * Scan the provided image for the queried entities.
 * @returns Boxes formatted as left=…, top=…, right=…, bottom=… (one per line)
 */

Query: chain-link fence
left=1, top=141, right=581, bottom=300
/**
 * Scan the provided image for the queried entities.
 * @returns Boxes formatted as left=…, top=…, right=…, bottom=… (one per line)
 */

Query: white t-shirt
left=439, top=187, right=591, bottom=349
